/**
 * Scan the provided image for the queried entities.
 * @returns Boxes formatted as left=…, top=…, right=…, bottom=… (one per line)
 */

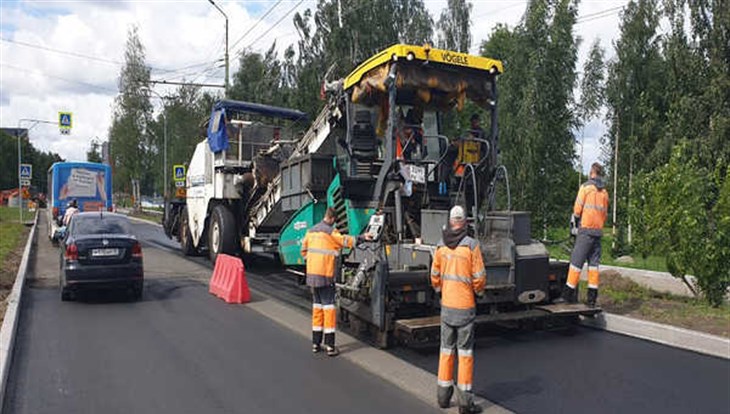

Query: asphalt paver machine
left=271, top=44, right=601, bottom=347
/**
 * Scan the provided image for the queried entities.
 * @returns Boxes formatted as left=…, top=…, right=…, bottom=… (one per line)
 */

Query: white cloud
left=1, top=0, right=625, bottom=170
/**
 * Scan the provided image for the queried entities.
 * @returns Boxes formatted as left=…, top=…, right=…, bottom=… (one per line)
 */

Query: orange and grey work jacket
left=431, top=236, right=487, bottom=326
left=301, top=221, right=355, bottom=288
left=574, top=179, right=610, bottom=237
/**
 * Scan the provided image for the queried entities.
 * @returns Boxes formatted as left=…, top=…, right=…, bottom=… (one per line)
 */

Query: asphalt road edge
left=125, top=215, right=162, bottom=228
left=581, top=312, right=730, bottom=359
left=0, top=210, right=39, bottom=409
left=243, top=292, right=514, bottom=414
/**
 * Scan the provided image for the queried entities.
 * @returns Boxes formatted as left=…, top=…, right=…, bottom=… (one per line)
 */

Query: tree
left=576, top=39, right=606, bottom=186
left=480, top=0, right=580, bottom=233
left=604, top=0, right=667, bottom=252
left=437, top=0, right=472, bottom=52
left=108, top=25, right=153, bottom=194
left=0, top=131, right=63, bottom=193
left=86, top=141, right=103, bottom=163
left=287, top=0, right=434, bottom=114
left=631, top=143, right=729, bottom=306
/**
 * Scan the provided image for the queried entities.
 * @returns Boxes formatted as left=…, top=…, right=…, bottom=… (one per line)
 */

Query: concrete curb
left=581, top=313, right=730, bottom=360
left=0, top=210, right=39, bottom=407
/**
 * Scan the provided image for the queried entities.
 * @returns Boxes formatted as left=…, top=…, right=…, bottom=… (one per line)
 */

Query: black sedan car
left=60, top=212, right=143, bottom=301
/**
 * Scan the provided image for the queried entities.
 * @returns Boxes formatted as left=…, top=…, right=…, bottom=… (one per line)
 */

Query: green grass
left=0, top=207, right=31, bottom=267
left=129, top=210, right=162, bottom=224
left=543, top=226, right=668, bottom=273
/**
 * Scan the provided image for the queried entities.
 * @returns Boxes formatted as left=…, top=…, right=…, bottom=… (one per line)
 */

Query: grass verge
left=544, top=227, right=668, bottom=272
left=580, top=270, right=730, bottom=338
left=0, top=207, right=32, bottom=324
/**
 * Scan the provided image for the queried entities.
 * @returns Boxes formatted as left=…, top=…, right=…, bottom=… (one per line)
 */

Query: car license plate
left=92, top=248, right=119, bottom=257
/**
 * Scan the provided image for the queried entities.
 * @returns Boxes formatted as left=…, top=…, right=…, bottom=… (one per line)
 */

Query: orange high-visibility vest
left=574, top=181, right=609, bottom=232
left=431, top=236, right=486, bottom=310
left=301, top=221, right=355, bottom=284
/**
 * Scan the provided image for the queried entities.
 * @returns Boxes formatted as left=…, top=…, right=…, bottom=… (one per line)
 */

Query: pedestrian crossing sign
left=19, top=164, right=32, bottom=179
left=59, top=111, right=72, bottom=134
left=173, top=165, right=186, bottom=181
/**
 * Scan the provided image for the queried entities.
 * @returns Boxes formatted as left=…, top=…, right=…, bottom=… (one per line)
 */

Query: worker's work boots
left=437, top=386, right=453, bottom=409
left=586, top=288, right=599, bottom=307
left=459, top=403, right=483, bottom=414
left=559, top=286, right=578, bottom=304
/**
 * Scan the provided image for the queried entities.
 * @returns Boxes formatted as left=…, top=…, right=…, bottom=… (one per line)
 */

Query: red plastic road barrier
left=209, top=254, right=250, bottom=304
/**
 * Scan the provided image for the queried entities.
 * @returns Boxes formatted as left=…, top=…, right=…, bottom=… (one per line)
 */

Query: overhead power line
left=229, top=0, right=283, bottom=53
left=1, top=63, right=118, bottom=93
left=0, top=37, right=220, bottom=76
left=239, top=0, right=305, bottom=56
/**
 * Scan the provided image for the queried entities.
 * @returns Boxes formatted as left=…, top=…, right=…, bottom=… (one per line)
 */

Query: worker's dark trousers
left=438, top=319, right=475, bottom=408
left=567, top=232, right=602, bottom=289
left=312, top=285, right=336, bottom=347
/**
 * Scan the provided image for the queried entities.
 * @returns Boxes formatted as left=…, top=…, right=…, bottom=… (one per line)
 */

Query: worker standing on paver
left=431, top=205, right=486, bottom=414
left=301, top=207, right=369, bottom=357
left=561, top=162, right=610, bottom=307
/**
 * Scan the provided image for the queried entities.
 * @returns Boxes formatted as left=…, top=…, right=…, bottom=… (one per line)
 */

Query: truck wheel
left=209, top=205, right=239, bottom=263
left=180, top=206, right=197, bottom=256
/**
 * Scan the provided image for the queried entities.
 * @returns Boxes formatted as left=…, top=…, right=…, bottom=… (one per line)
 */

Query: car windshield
left=71, top=215, right=132, bottom=235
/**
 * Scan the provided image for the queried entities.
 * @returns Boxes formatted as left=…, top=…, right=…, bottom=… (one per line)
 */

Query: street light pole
left=16, top=118, right=56, bottom=223
left=208, top=0, right=229, bottom=91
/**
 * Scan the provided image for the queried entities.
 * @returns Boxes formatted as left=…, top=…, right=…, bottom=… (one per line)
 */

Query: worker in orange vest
left=562, top=162, right=610, bottom=307
left=431, top=205, right=486, bottom=414
left=301, top=207, right=370, bottom=356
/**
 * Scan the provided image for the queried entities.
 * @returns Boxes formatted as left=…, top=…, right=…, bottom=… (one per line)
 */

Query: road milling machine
left=165, top=44, right=601, bottom=347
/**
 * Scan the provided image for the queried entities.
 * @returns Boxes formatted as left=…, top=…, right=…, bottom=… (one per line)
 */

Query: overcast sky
left=0, top=0, right=628, bottom=172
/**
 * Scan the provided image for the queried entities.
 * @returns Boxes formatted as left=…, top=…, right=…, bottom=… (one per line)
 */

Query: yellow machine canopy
left=344, top=44, right=504, bottom=111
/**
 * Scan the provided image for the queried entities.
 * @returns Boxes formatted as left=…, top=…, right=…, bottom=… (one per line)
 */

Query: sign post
left=173, top=165, right=186, bottom=199
left=58, top=112, right=73, bottom=135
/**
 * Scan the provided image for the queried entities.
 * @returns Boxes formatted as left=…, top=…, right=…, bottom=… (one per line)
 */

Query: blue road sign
left=19, top=163, right=32, bottom=179
left=173, top=165, right=186, bottom=181
left=59, top=112, right=73, bottom=128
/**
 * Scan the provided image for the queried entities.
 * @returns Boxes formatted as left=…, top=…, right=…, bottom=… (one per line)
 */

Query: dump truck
left=166, top=44, right=600, bottom=347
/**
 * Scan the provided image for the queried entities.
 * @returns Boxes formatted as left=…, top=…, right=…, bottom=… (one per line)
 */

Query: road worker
left=431, top=205, right=486, bottom=414
left=301, top=207, right=370, bottom=356
left=561, top=162, right=610, bottom=307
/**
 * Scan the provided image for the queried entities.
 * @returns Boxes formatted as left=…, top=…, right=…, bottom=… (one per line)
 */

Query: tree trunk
left=681, top=275, right=699, bottom=297
left=612, top=116, right=620, bottom=250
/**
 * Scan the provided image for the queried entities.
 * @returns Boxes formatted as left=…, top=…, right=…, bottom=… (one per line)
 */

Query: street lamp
left=145, top=89, right=169, bottom=199
left=16, top=118, right=56, bottom=223
left=208, top=0, right=229, bottom=91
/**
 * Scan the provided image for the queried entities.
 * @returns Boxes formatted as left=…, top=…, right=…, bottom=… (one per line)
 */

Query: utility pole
left=208, top=0, right=229, bottom=91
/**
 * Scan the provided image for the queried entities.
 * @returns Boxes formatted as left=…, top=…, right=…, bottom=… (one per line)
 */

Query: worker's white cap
left=449, top=205, right=466, bottom=221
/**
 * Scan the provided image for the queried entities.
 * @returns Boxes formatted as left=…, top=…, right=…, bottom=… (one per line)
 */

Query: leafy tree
left=631, top=143, right=728, bottom=306
left=86, top=141, right=103, bottom=163
left=0, top=131, right=63, bottom=193
left=481, top=0, right=579, bottom=233
left=604, top=0, right=667, bottom=252
left=437, top=0, right=472, bottom=52
left=108, top=25, right=153, bottom=194
left=575, top=39, right=606, bottom=186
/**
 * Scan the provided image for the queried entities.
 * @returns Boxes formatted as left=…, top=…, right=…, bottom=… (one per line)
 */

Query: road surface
left=3, top=213, right=439, bottom=414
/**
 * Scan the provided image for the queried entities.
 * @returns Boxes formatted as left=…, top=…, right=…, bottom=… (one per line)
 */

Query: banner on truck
left=58, top=168, right=108, bottom=201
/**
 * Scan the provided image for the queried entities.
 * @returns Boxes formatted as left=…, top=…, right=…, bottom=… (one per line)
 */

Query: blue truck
left=46, top=162, right=113, bottom=241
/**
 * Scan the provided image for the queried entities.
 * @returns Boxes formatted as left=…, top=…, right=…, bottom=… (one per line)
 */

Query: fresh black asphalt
left=3, top=216, right=439, bottom=414
left=6, top=217, right=729, bottom=414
